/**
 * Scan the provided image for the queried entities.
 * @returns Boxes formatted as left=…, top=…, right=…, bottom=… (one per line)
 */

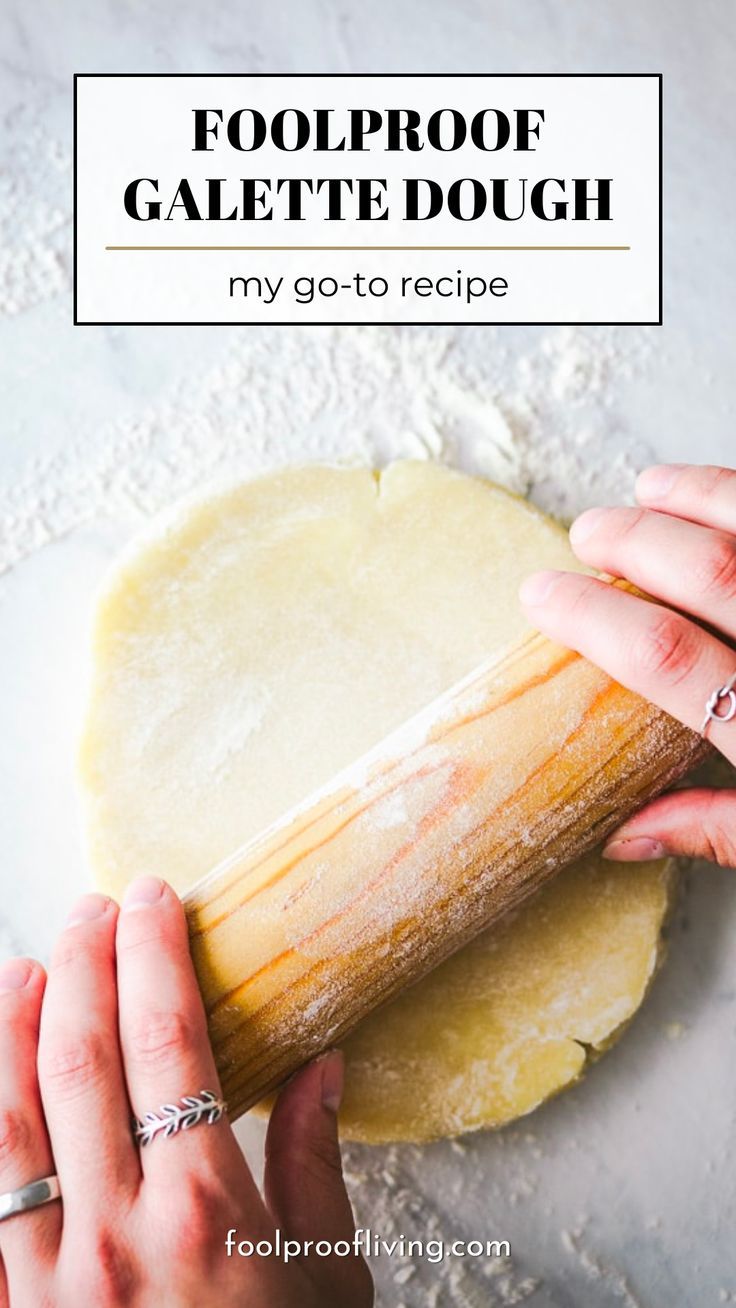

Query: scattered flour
left=0, top=115, right=71, bottom=316
left=0, top=102, right=653, bottom=572
left=560, top=1226, right=646, bottom=1308
left=342, top=1142, right=541, bottom=1308
left=0, top=321, right=654, bottom=576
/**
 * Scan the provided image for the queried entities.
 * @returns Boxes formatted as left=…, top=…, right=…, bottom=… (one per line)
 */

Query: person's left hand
left=0, top=877, right=373, bottom=1307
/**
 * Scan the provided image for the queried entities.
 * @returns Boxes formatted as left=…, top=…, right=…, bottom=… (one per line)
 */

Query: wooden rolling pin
left=184, top=599, right=709, bottom=1120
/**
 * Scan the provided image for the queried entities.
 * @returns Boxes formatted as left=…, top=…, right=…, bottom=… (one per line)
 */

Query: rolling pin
left=184, top=595, right=709, bottom=1120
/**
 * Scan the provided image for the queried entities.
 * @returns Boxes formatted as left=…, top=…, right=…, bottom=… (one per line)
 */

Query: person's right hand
left=520, top=462, right=736, bottom=867
left=0, top=877, right=374, bottom=1307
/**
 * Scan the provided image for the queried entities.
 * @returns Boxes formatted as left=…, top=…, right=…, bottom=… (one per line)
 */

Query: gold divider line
left=105, top=244, right=631, bottom=252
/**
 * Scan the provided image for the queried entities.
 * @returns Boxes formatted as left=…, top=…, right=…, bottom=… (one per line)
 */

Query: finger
left=37, top=895, right=140, bottom=1212
left=569, top=506, right=736, bottom=642
left=518, top=571, right=736, bottom=763
left=602, top=788, right=736, bottom=867
left=636, top=464, right=736, bottom=535
left=265, top=1052, right=372, bottom=1304
left=0, top=958, right=59, bottom=1281
left=116, top=878, right=251, bottom=1193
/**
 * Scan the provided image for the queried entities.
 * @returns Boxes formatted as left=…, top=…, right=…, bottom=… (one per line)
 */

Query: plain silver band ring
left=701, top=671, right=736, bottom=737
left=0, top=1175, right=61, bottom=1225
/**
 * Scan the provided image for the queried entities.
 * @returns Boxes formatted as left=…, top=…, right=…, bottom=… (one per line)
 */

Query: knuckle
left=51, top=936, right=90, bottom=975
left=611, top=506, right=649, bottom=543
left=563, top=574, right=603, bottom=621
left=633, top=611, right=698, bottom=685
left=52, top=932, right=109, bottom=979
left=0, top=1106, right=33, bottom=1169
left=703, top=827, right=735, bottom=867
left=41, top=1030, right=109, bottom=1098
left=703, top=796, right=736, bottom=867
left=116, top=923, right=169, bottom=958
left=696, top=465, right=734, bottom=501
left=695, top=538, right=736, bottom=603
left=270, top=1131, right=344, bottom=1184
left=78, top=1230, right=139, bottom=1308
left=126, top=1008, right=194, bottom=1070
left=168, top=1173, right=229, bottom=1260
left=303, top=1131, right=344, bottom=1178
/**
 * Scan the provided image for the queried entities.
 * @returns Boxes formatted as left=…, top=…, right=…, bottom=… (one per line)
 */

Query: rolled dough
left=79, top=461, right=671, bottom=1142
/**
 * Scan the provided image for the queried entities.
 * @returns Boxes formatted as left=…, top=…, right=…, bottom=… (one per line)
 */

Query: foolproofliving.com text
left=225, top=1227, right=512, bottom=1265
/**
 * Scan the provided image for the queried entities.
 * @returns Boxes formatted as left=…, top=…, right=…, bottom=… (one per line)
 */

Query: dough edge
left=77, top=461, right=675, bottom=1144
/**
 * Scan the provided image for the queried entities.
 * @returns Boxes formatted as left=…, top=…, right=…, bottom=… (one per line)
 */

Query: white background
left=1, top=3, right=735, bottom=1306
left=75, top=75, right=660, bottom=324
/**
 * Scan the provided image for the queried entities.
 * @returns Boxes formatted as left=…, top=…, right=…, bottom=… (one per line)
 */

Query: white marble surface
left=1, top=3, right=735, bottom=1306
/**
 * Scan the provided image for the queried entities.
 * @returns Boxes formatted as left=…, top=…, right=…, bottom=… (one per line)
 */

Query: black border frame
left=73, top=72, right=663, bottom=327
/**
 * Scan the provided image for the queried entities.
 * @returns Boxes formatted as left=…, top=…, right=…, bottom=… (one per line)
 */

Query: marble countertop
left=1, top=2, right=735, bottom=1305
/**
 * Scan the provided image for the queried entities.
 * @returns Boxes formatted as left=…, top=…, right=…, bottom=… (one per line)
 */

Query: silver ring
left=0, top=1174, right=61, bottom=1225
left=701, top=671, right=736, bottom=737
left=132, top=1089, right=227, bottom=1147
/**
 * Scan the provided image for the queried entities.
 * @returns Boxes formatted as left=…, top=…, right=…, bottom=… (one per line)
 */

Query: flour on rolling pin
left=184, top=615, right=708, bottom=1121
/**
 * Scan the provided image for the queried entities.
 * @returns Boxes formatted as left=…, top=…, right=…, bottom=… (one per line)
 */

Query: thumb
left=264, top=1050, right=372, bottom=1303
left=602, top=788, right=736, bottom=868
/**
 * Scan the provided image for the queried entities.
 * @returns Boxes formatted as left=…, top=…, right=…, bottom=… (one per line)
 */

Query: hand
left=0, top=878, right=373, bottom=1307
left=519, top=463, right=736, bottom=867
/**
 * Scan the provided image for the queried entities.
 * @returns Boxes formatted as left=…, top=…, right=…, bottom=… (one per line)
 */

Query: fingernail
left=65, top=893, right=110, bottom=927
left=636, top=464, right=682, bottom=501
left=319, top=1049, right=344, bottom=1114
left=0, top=958, right=33, bottom=992
left=519, top=570, right=564, bottom=606
left=602, top=836, right=667, bottom=862
left=569, top=506, right=607, bottom=547
left=122, top=876, right=165, bottom=911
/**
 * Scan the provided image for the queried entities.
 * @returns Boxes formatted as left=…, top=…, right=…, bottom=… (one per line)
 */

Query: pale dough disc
left=79, top=461, right=671, bottom=1143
